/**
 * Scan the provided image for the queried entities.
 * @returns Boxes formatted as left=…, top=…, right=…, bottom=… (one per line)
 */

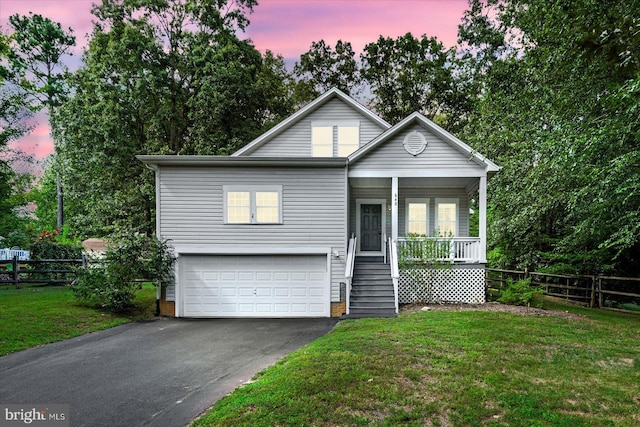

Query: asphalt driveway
left=0, top=317, right=337, bottom=427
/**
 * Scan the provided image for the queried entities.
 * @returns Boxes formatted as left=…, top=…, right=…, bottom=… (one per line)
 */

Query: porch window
left=224, top=185, right=282, bottom=224
left=406, top=198, right=429, bottom=236
left=435, top=198, right=458, bottom=237
left=311, top=121, right=360, bottom=157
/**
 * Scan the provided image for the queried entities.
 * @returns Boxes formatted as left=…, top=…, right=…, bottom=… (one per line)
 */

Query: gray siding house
left=138, top=88, right=500, bottom=318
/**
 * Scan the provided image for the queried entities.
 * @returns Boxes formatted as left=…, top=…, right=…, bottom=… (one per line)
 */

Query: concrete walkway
left=0, top=317, right=337, bottom=426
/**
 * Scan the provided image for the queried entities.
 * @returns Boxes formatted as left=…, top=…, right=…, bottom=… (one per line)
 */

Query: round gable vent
left=403, top=130, right=427, bottom=156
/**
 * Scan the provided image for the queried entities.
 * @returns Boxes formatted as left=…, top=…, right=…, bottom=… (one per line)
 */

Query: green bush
left=30, top=241, right=82, bottom=260
left=72, top=266, right=138, bottom=312
left=30, top=227, right=82, bottom=260
left=72, top=234, right=175, bottom=312
left=498, top=278, right=544, bottom=308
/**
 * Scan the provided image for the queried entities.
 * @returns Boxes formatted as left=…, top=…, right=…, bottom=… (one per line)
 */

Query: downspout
left=144, top=162, right=162, bottom=315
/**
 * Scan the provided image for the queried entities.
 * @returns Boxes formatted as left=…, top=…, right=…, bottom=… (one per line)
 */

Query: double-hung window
left=435, top=198, right=458, bottom=237
left=311, top=125, right=333, bottom=157
left=406, top=198, right=429, bottom=236
left=224, top=185, right=282, bottom=224
left=311, top=121, right=360, bottom=157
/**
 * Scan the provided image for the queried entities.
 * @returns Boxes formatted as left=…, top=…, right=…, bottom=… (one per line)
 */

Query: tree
left=52, top=0, right=294, bottom=237
left=5, top=13, right=75, bottom=231
left=361, top=33, right=474, bottom=131
left=294, top=40, right=361, bottom=100
left=72, top=233, right=175, bottom=312
left=0, top=30, right=36, bottom=247
left=293, top=34, right=476, bottom=132
left=459, top=0, right=640, bottom=275
left=6, top=13, right=75, bottom=108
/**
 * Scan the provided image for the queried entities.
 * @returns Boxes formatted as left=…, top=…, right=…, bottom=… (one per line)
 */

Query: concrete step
left=355, top=256, right=384, bottom=263
left=349, top=256, right=396, bottom=318
left=353, top=277, right=393, bottom=286
left=354, top=264, right=390, bottom=270
left=351, top=283, right=394, bottom=290
left=352, top=284, right=393, bottom=290
left=350, top=293, right=395, bottom=300
left=354, top=272, right=391, bottom=278
left=350, top=289, right=394, bottom=297
left=350, top=301, right=395, bottom=309
left=346, top=307, right=397, bottom=318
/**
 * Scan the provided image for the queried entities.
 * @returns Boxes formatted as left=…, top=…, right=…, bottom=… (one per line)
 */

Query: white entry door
left=180, top=254, right=329, bottom=318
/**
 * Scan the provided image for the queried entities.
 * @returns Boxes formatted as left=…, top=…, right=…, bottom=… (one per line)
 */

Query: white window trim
left=311, top=121, right=360, bottom=157
left=435, top=198, right=459, bottom=237
left=355, top=198, right=387, bottom=256
left=223, top=185, right=283, bottom=224
left=405, top=198, right=430, bottom=236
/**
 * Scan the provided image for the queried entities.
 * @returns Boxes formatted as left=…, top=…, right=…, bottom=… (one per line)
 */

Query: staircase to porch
left=348, top=256, right=397, bottom=318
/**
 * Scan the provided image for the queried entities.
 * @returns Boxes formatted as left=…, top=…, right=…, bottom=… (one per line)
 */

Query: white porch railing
left=0, top=248, right=30, bottom=261
left=344, top=234, right=357, bottom=315
left=397, top=237, right=482, bottom=263
left=388, top=237, right=399, bottom=314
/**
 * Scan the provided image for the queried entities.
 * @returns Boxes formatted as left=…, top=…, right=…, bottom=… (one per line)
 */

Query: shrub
left=30, top=227, right=82, bottom=260
left=72, top=234, right=175, bottom=312
left=498, top=278, right=544, bottom=308
left=30, top=241, right=82, bottom=260
left=72, top=266, right=137, bottom=312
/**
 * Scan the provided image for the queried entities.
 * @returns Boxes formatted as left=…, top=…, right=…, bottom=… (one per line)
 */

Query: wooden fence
left=0, top=256, right=86, bottom=288
left=486, top=268, right=640, bottom=313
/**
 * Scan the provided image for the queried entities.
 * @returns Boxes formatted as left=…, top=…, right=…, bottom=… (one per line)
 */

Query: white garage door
left=181, top=254, right=329, bottom=318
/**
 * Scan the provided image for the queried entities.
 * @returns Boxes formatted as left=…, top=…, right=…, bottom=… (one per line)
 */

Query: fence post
left=13, top=255, right=20, bottom=289
left=597, top=277, right=603, bottom=308
left=589, top=275, right=596, bottom=308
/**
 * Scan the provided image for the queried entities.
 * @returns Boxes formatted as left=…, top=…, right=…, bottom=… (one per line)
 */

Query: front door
left=361, top=204, right=382, bottom=251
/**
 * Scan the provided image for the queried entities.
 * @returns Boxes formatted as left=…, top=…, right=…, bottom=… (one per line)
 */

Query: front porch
left=348, top=176, right=488, bottom=263
left=344, top=175, right=489, bottom=316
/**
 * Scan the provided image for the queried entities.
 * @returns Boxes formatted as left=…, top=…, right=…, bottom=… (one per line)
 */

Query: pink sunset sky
left=0, top=0, right=469, bottom=170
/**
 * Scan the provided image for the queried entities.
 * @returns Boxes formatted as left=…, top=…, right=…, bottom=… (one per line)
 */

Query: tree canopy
left=294, top=34, right=476, bottom=133
left=51, top=0, right=294, bottom=237
left=458, top=0, right=640, bottom=275
left=1, top=14, right=75, bottom=246
left=3, top=0, right=639, bottom=276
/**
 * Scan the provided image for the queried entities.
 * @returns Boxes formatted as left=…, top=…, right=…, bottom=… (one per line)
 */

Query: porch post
left=479, top=175, right=487, bottom=263
left=391, top=176, right=398, bottom=241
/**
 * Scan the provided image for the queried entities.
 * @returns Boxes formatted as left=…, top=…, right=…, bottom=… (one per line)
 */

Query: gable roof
left=348, top=112, right=501, bottom=173
left=232, top=87, right=391, bottom=156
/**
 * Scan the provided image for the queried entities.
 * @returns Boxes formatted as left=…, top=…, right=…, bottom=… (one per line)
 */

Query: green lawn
left=0, top=283, right=156, bottom=356
left=194, top=301, right=639, bottom=427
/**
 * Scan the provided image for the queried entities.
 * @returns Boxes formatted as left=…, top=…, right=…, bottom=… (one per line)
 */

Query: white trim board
left=355, top=199, right=387, bottom=255
left=348, top=170, right=486, bottom=178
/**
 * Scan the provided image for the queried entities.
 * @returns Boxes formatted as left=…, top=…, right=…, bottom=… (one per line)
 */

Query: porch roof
left=350, top=177, right=480, bottom=193
left=348, top=112, right=501, bottom=174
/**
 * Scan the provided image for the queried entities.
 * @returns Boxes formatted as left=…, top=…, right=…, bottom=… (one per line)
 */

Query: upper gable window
left=311, top=125, right=333, bottom=157
left=311, top=121, right=360, bottom=157
left=337, top=126, right=359, bottom=156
